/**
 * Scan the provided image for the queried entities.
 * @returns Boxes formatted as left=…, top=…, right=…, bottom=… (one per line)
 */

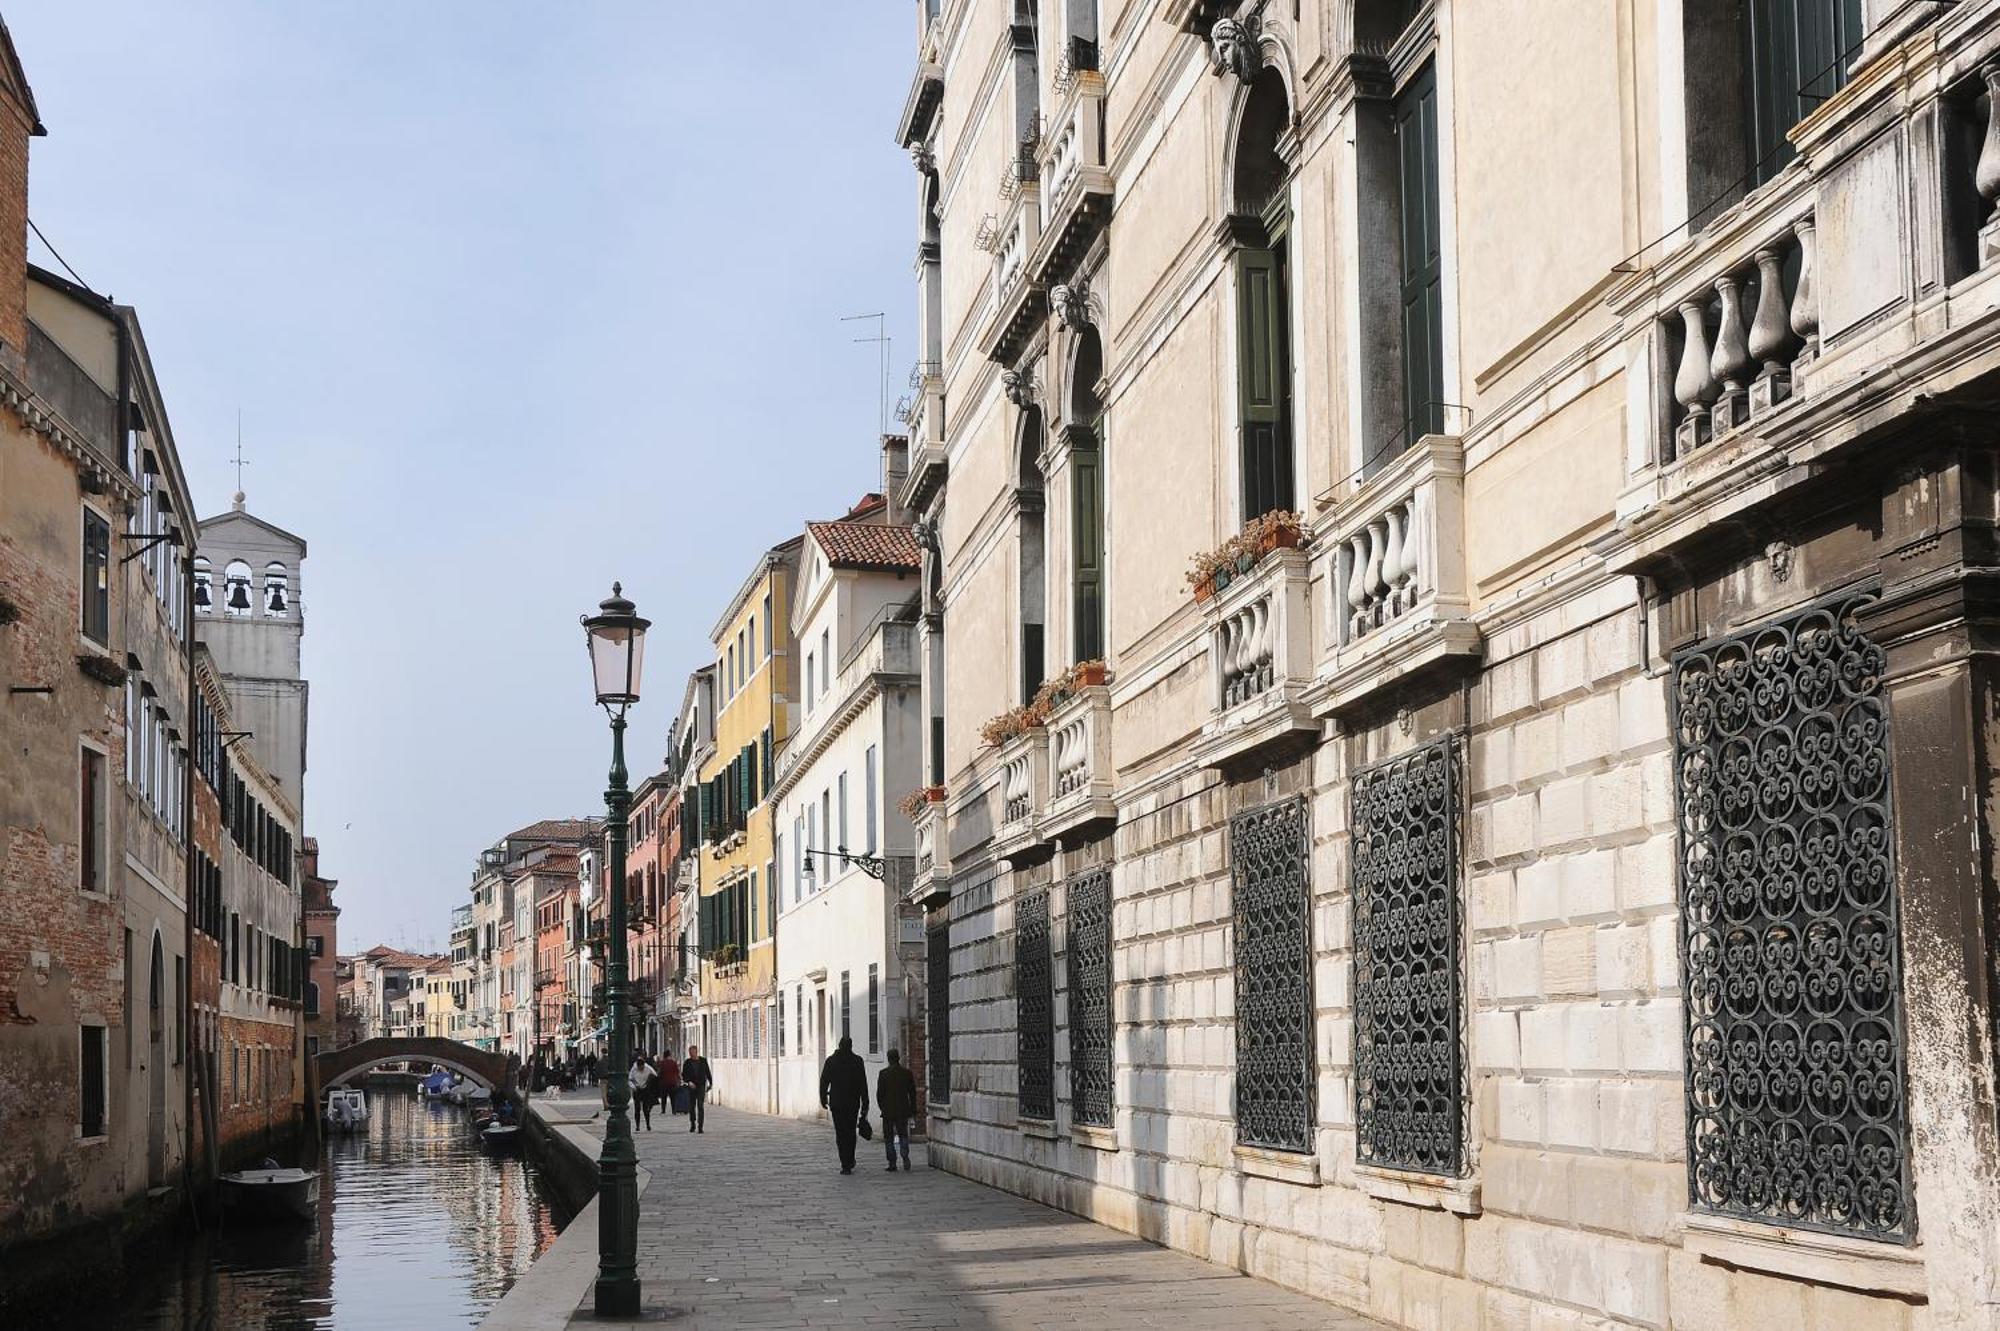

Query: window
left=778, top=988, right=786, bottom=1057
left=840, top=970, right=852, bottom=1041
left=806, top=653, right=815, bottom=710
left=1744, top=0, right=1863, bottom=190
left=797, top=982, right=806, bottom=1053
left=1231, top=796, right=1314, bottom=1152
left=262, top=563, right=289, bottom=616
left=223, top=560, right=254, bottom=616
left=867, top=963, right=880, bottom=1054
left=81, top=508, right=111, bottom=644
left=819, top=629, right=831, bottom=698
left=1016, top=890, right=1054, bottom=1121
left=1016, top=406, right=1047, bottom=701
left=1393, top=62, right=1444, bottom=447
left=727, top=643, right=737, bottom=696
left=1353, top=737, right=1463, bottom=1175
left=864, top=747, right=878, bottom=855
left=793, top=816, right=806, bottom=903
left=1067, top=867, right=1113, bottom=1127
left=1672, top=593, right=1910, bottom=1239
left=837, top=773, right=849, bottom=866
left=193, top=556, right=213, bottom=614
left=1230, top=71, right=1296, bottom=516
left=79, top=1024, right=107, bottom=1137
left=749, top=869, right=760, bottom=940
left=79, top=746, right=106, bottom=893
left=748, top=616, right=757, bottom=666
left=928, top=922, right=951, bottom=1103
left=1067, top=333, right=1105, bottom=661
left=762, top=592, right=773, bottom=657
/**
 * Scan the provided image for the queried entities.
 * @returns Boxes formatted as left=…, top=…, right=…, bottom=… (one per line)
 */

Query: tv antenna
left=842, top=312, right=891, bottom=438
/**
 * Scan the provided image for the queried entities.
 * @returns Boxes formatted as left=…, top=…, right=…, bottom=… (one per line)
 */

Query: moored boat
left=479, top=1123, right=522, bottom=1151
left=324, top=1087, right=369, bottom=1133
left=218, top=1167, right=320, bottom=1221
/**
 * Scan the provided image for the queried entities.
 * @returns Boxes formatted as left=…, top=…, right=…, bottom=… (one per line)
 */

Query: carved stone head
left=909, top=141, right=936, bottom=176
left=1002, top=367, right=1038, bottom=409
left=1211, top=17, right=1257, bottom=81
left=1051, top=281, right=1093, bottom=332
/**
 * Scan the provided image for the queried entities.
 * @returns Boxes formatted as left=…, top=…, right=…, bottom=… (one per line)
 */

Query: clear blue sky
left=10, top=3, right=917, bottom=953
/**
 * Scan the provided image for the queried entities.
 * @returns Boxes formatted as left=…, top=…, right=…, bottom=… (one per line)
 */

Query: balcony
left=1041, top=685, right=1114, bottom=840
left=1031, top=73, right=1110, bottom=286
left=989, top=728, right=1049, bottom=863
left=908, top=798, right=950, bottom=907
left=902, top=369, right=947, bottom=513
left=1194, top=547, right=1317, bottom=770
left=980, top=177, right=1046, bottom=365
left=1312, top=435, right=1480, bottom=717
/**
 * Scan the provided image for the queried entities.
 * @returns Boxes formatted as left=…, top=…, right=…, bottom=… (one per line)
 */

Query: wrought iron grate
left=1067, top=867, right=1114, bottom=1127
left=1672, top=591, right=1912, bottom=1242
left=1352, top=736, right=1464, bottom=1176
left=1016, top=889, right=1056, bottom=1121
left=1231, top=796, right=1315, bottom=1153
left=927, top=921, right=951, bottom=1103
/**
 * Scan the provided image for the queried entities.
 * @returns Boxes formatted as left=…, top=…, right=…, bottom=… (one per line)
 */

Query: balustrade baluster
left=1346, top=535, right=1370, bottom=639
left=1747, top=246, right=1795, bottom=415
left=1674, top=299, right=1719, bottom=456
left=1709, top=274, right=1752, bottom=432
left=1790, top=217, right=1819, bottom=362
left=1977, top=64, right=2000, bottom=269
left=1382, top=504, right=1409, bottom=617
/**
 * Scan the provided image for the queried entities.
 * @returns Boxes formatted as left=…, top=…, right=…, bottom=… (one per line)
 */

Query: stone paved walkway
left=537, top=1096, right=1384, bottom=1330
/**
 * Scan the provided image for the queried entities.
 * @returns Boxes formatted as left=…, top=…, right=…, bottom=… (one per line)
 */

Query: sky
left=9, top=3, right=918, bottom=954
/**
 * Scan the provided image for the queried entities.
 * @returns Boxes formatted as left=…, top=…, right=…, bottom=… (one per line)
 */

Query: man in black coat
left=818, top=1035, right=870, bottom=1174
left=876, top=1048, right=917, bottom=1171
left=682, top=1045, right=713, bottom=1134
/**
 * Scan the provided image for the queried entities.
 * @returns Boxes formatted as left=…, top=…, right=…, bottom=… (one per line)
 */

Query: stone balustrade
left=1031, top=75, right=1110, bottom=286
left=1041, top=685, right=1114, bottom=839
left=990, top=728, right=1049, bottom=863
left=1664, top=195, right=1817, bottom=459
left=1977, top=63, right=2000, bottom=268
left=992, top=186, right=1041, bottom=312
left=1196, top=547, right=1315, bottom=769
left=908, top=800, right=949, bottom=906
left=1315, top=434, right=1479, bottom=718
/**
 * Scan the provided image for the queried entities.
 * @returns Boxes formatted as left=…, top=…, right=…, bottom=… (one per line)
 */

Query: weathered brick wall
left=215, top=1015, right=300, bottom=1165
left=0, top=102, right=30, bottom=364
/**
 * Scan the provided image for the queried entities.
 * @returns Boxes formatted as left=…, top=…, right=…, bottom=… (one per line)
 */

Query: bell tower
left=196, top=487, right=309, bottom=810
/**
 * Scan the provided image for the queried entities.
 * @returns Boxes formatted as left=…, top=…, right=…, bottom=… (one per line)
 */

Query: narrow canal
left=112, top=1085, right=574, bottom=1329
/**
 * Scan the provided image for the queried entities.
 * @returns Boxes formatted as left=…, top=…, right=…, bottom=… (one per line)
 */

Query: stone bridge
left=314, top=1037, right=517, bottom=1094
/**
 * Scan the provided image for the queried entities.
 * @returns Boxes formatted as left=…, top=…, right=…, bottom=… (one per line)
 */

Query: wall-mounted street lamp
left=581, top=583, right=649, bottom=1319
left=800, top=846, right=888, bottom=883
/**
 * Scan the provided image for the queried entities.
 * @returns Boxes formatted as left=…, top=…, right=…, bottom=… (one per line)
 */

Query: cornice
left=0, top=362, right=138, bottom=503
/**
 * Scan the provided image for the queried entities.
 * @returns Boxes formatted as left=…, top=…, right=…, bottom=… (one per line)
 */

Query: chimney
left=0, top=22, right=42, bottom=374
left=880, top=434, right=910, bottom=524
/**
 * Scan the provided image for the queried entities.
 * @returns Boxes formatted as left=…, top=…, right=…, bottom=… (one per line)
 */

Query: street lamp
left=582, top=582, right=649, bottom=1318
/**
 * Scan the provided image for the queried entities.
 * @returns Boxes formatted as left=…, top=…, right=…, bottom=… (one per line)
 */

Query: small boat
left=480, top=1122, right=522, bottom=1150
left=420, top=1068, right=453, bottom=1098
left=218, top=1167, right=320, bottom=1221
left=324, top=1087, right=368, bottom=1133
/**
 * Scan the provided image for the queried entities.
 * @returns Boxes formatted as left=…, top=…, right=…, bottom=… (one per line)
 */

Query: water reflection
left=115, top=1086, right=571, bottom=1330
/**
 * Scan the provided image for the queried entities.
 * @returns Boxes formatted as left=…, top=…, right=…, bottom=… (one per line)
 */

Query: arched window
left=1016, top=408, right=1046, bottom=703
left=1010, top=0, right=1041, bottom=179
left=223, top=560, right=254, bottom=617
left=920, top=171, right=943, bottom=368
left=193, top=557, right=213, bottom=614
left=262, top=563, right=289, bottom=616
left=1067, top=327, right=1105, bottom=662
left=1230, top=68, right=1296, bottom=519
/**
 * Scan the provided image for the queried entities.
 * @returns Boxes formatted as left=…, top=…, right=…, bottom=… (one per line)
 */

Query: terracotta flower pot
left=924, top=786, right=946, bottom=803
left=1074, top=661, right=1108, bottom=687
left=1261, top=525, right=1301, bottom=554
left=1193, top=577, right=1215, bottom=604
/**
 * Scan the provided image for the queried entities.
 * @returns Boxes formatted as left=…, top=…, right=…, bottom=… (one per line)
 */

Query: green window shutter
left=760, top=728, right=773, bottom=799
left=1235, top=245, right=1293, bottom=519
left=1394, top=60, right=1444, bottom=445
left=1071, top=447, right=1103, bottom=662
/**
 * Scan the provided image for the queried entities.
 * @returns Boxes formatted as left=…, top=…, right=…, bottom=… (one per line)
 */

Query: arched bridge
left=314, top=1037, right=517, bottom=1094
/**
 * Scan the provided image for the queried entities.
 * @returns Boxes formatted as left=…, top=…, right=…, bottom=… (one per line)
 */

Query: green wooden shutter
left=1071, top=446, right=1103, bottom=662
left=760, top=728, right=773, bottom=799
left=1394, top=61, right=1444, bottom=445
left=1235, top=245, right=1292, bottom=518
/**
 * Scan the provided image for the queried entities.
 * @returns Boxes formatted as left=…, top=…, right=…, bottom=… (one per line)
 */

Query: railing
left=999, top=128, right=1040, bottom=201
left=1332, top=435, right=1468, bottom=649
left=1002, top=747, right=1035, bottom=823
left=1663, top=199, right=1816, bottom=460
left=1040, top=78, right=1105, bottom=224
left=1198, top=548, right=1314, bottom=766
left=991, top=729, right=1048, bottom=860
left=909, top=799, right=949, bottom=905
left=993, top=192, right=1040, bottom=306
left=1042, top=685, right=1113, bottom=838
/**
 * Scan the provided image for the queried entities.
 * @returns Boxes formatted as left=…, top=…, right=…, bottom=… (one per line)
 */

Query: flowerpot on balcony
left=1213, top=566, right=1233, bottom=594
left=1074, top=661, right=1107, bottom=687
left=1260, top=526, right=1301, bottom=554
left=1234, top=552, right=1255, bottom=574
left=1193, top=577, right=1216, bottom=604
left=925, top=786, right=945, bottom=802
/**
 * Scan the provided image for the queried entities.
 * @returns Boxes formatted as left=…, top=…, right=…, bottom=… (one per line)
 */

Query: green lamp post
left=582, top=582, right=649, bottom=1317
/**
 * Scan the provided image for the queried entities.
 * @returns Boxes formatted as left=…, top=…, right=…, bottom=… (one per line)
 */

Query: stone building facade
left=904, top=1, right=2000, bottom=1327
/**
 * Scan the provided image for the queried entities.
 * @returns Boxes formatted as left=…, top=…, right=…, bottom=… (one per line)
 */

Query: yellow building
left=692, top=536, right=799, bottom=1111
left=423, top=960, right=454, bottom=1040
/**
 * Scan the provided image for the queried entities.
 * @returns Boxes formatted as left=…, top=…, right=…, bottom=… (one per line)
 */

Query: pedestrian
left=818, top=1035, right=870, bottom=1175
left=682, top=1045, right=712, bottom=1133
left=630, top=1052, right=656, bottom=1130
left=584, top=1052, right=598, bottom=1086
left=657, top=1047, right=682, bottom=1115
left=876, top=1048, right=917, bottom=1172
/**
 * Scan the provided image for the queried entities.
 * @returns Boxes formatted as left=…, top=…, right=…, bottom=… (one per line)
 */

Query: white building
left=772, top=516, right=927, bottom=1117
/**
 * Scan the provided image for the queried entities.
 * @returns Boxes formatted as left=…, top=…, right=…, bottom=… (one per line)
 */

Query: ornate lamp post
left=582, top=583, right=649, bottom=1318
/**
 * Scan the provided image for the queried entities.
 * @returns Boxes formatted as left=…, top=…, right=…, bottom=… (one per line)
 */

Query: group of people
left=818, top=1039, right=917, bottom=1175
left=627, top=1045, right=713, bottom=1132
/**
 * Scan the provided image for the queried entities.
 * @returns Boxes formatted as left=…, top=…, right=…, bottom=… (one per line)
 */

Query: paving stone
left=547, top=1097, right=1386, bottom=1330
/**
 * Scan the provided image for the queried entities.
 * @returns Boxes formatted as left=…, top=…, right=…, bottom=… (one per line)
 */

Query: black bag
left=857, top=1116, right=874, bottom=1140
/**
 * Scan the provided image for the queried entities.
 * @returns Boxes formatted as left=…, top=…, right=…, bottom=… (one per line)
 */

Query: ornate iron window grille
left=1230, top=795, right=1315, bottom=1152
left=1016, top=889, right=1056, bottom=1121
left=1672, top=590, right=1912, bottom=1242
left=1352, top=735, right=1464, bottom=1176
left=1067, top=867, right=1114, bottom=1127
left=927, top=921, right=951, bottom=1103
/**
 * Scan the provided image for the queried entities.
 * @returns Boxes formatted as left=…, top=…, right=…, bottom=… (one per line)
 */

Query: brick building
left=300, top=837, right=338, bottom=1058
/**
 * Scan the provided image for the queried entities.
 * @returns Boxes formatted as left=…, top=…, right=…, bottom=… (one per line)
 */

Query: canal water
left=112, top=1085, right=574, bottom=1329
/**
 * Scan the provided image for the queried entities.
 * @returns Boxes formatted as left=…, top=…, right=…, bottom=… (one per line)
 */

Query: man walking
left=630, top=1052, right=656, bottom=1130
left=876, top=1048, right=917, bottom=1171
left=682, top=1045, right=712, bottom=1133
left=818, top=1035, right=870, bottom=1175
left=657, top=1047, right=682, bottom=1116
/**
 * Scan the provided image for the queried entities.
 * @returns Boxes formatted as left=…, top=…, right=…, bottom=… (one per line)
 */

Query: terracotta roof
left=507, top=817, right=601, bottom=843
left=807, top=521, right=922, bottom=572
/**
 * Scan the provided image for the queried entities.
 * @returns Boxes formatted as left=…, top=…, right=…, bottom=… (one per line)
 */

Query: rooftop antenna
left=842, top=311, right=891, bottom=438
